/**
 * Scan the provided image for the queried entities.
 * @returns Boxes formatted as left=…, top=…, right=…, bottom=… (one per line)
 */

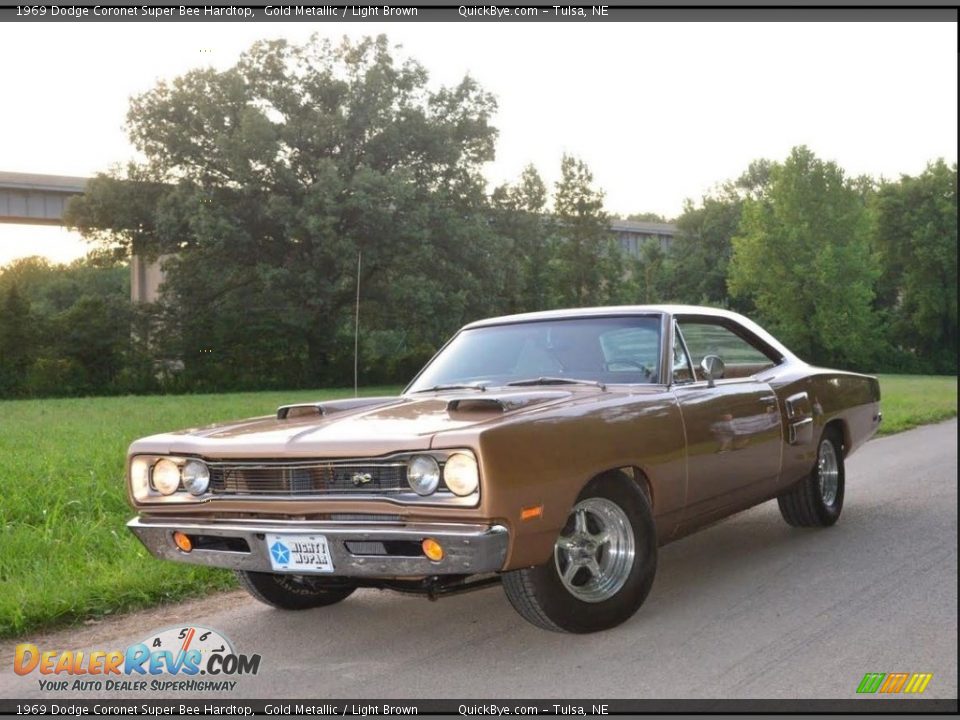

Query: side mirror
left=700, top=355, right=725, bottom=388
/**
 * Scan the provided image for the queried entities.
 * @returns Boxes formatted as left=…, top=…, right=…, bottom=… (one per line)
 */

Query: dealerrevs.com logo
left=14, top=625, right=261, bottom=692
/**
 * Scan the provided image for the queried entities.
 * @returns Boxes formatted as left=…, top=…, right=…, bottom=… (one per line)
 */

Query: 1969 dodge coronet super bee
left=127, top=305, right=882, bottom=632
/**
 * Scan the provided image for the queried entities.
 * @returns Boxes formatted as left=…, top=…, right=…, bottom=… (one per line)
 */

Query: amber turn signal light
left=421, top=538, right=444, bottom=562
left=521, top=505, right=543, bottom=521
left=172, top=531, right=193, bottom=553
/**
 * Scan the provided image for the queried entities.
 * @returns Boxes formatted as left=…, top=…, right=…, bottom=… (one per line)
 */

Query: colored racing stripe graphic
left=857, top=672, right=933, bottom=694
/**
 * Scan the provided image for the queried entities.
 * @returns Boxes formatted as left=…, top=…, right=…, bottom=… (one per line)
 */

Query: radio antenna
left=353, top=249, right=361, bottom=398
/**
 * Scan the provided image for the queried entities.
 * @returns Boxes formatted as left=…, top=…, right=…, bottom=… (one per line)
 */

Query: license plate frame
left=265, top=533, right=335, bottom=573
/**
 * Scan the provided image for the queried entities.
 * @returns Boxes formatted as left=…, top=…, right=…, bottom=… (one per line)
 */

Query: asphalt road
left=3, top=420, right=956, bottom=700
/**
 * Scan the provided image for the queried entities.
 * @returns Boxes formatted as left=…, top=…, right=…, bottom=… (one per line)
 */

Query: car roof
left=464, top=304, right=734, bottom=328
left=461, top=305, right=798, bottom=362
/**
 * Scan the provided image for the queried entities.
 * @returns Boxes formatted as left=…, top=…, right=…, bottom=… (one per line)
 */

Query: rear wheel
left=236, top=571, right=356, bottom=610
left=502, top=473, right=657, bottom=633
left=777, top=427, right=845, bottom=527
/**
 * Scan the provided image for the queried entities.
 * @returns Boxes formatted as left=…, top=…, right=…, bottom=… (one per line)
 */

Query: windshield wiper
left=506, top=377, right=606, bottom=390
left=411, top=383, right=488, bottom=393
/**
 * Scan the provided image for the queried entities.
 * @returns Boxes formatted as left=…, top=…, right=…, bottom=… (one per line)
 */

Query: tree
left=491, top=164, right=551, bottom=312
left=733, top=158, right=775, bottom=199
left=64, top=165, right=167, bottom=263
left=728, top=146, right=880, bottom=368
left=619, top=239, right=667, bottom=305
left=50, top=295, right=132, bottom=393
left=0, top=254, right=133, bottom=397
left=551, top=155, right=619, bottom=307
left=660, top=161, right=773, bottom=309
left=663, top=192, right=743, bottom=307
left=0, top=284, right=35, bottom=397
left=66, top=34, right=500, bottom=388
left=872, top=160, right=958, bottom=373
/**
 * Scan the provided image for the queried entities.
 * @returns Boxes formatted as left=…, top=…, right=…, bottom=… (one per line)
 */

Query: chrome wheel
left=554, top=497, right=636, bottom=603
left=817, top=439, right=839, bottom=506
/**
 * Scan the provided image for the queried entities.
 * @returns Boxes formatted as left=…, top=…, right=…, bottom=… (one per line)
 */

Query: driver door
left=671, top=318, right=783, bottom=523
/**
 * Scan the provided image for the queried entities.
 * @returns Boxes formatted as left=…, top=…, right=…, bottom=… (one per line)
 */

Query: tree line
left=0, top=35, right=955, bottom=398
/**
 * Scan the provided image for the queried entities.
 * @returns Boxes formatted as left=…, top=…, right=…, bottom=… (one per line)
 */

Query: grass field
left=874, top=374, right=958, bottom=435
left=0, top=375, right=955, bottom=638
left=0, top=386, right=401, bottom=639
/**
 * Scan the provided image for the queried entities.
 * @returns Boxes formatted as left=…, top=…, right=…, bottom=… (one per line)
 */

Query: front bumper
left=127, top=517, right=509, bottom=577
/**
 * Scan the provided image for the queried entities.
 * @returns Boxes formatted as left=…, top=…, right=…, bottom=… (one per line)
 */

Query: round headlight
left=152, top=459, right=181, bottom=496
left=182, top=460, right=210, bottom=496
left=407, top=455, right=440, bottom=496
left=443, top=453, right=479, bottom=496
left=130, top=457, right=150, bottom=500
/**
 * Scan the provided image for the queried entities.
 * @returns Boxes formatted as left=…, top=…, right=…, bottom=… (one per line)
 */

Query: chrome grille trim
left=206, top=461, right=409, bottom=470
left=207, top=459, right=410, bottom=497
left=197, top=515, right=407, bottom=525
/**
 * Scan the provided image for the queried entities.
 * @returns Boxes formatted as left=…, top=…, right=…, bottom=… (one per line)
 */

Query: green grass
left=875, top=374, right=957, bottom=435
left=0, top=386, right=400, bottom=639
left=0, top=375, right=955, bottom=639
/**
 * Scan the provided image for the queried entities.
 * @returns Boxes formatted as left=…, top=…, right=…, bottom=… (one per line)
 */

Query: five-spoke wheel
left=554, top=498, right=636, bottom=603
left=502, top=472, right=658, bottom=633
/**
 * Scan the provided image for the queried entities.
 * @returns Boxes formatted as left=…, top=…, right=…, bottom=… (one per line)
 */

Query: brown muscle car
left=127, top=305, right=882, bottom=632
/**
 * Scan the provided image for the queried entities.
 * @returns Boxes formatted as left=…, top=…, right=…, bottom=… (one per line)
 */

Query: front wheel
left=777, top=427, right=845, bottom=527
left=502, top=473, right=657, bottom=633
left=236, top=570, right=356, bottom=610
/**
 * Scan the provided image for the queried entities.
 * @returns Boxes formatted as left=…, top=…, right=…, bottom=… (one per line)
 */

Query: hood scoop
left=277, top=396, right=398, bottom=420
left=446, top=390, right=569, bottom=416
left=277, top=403, right=324, bottom=420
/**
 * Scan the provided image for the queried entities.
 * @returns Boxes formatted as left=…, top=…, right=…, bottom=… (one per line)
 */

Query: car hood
left=128, top=389, right=581, bottom=459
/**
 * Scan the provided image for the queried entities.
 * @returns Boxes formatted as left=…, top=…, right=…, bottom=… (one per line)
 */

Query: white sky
left=0, top=21, right=956, bottom=267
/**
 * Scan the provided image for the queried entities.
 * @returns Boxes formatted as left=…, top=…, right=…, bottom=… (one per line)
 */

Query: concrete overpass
left=0, top=170, right=162, bottom=302
left=0, top=171, right=89, bottom=226
left=1, top=170, right=678, bottom=303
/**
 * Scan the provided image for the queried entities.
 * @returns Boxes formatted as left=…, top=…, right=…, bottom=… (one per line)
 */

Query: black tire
left=502, top=473, right=657, bottom=633
left=777, top=426, right=845, bottom=527
left=236, top=571, right=356, bottom=610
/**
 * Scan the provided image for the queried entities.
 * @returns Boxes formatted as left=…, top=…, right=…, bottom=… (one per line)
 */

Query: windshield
left=406, top=316, right=662, bottom=392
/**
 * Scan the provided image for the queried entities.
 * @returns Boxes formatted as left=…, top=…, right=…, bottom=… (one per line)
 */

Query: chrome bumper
left=127, top=517, right=509, bottom=577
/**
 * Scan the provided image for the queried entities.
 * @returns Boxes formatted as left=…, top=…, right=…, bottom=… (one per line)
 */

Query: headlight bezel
left=406, top=454, right=441, bottom=496
left=181, top=459, right=211, bottom=496
left=442, top=452, right=480, bottom=497
left=129, top=455, right=212, bottom=503
left=405, top=450, right=482, bottom=501
left=151, top=459, right=182, bottom=496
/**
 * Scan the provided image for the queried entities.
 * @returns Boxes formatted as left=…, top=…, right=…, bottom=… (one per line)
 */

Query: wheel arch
left=823, top=417, right=849, bottom=457
left=595, top=465, right=654, bottom=510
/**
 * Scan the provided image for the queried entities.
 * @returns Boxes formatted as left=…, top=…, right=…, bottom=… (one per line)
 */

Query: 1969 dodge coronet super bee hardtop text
left=127, top=305, right=881, bottom=632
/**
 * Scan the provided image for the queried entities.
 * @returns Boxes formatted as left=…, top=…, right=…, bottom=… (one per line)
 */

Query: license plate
left=265, top=533, right=334, bottom=573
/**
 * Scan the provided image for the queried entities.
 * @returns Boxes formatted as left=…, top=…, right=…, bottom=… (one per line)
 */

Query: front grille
left=208, top=460, right=408, bottom=497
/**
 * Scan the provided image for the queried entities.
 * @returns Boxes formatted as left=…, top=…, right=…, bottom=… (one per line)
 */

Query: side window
left=678, top=320, right=777, bottom=380
left=599, top=326, right=660, bottom=381
left=671, top=325, right=694, bottom=383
